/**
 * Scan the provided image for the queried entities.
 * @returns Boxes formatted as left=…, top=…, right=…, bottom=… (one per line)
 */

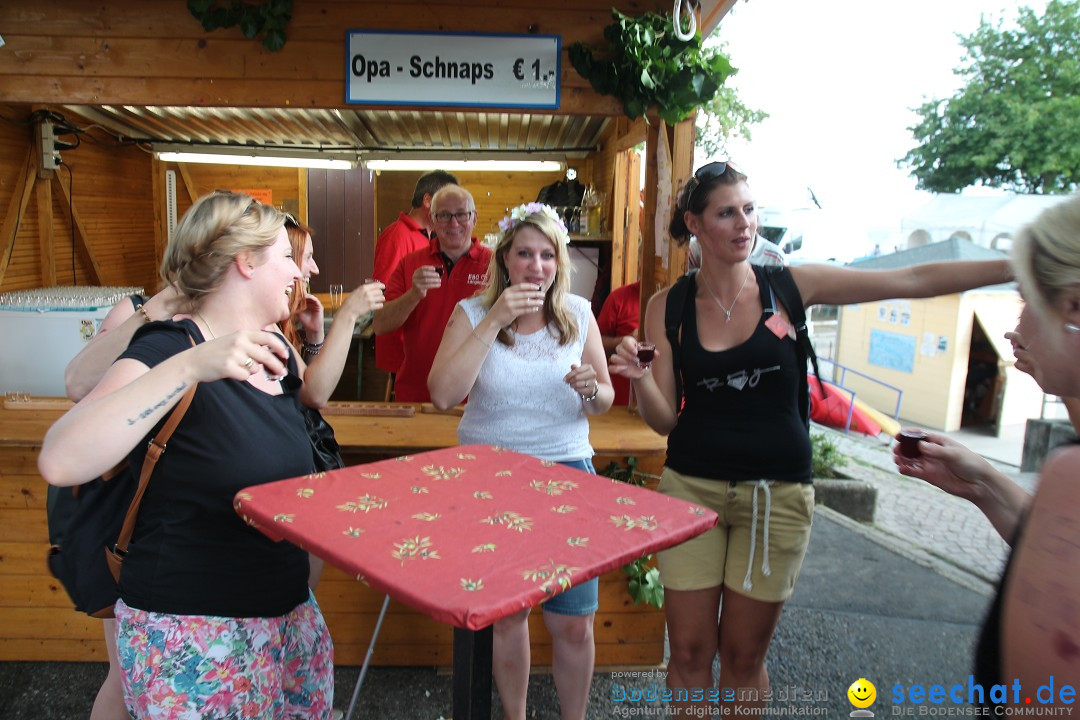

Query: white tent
left=900, top=194, right=1072, bottom=249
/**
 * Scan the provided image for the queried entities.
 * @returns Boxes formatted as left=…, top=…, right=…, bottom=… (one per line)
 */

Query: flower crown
left=497, top=202, right=569, bottom=245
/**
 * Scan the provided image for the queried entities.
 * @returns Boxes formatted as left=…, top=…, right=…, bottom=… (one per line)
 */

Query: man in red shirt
left=373, top=185, right=492, bottom=403
left=372, top=170, right=459, bottom=375
left=597, top=281, right=641, bottom=405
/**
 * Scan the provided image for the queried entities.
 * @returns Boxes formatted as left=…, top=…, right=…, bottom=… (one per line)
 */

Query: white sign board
left=347, top=30, right=560, bottom=109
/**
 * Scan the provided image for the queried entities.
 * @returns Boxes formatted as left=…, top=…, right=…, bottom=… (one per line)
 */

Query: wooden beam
left=35, top=177, right=56, bottom=286
left=151, top=156, right=166, bottom=275
left=0, top=147, right=37, bottom=286
left=51, top=172, right=105, bottom=285
left=176, top=163, right=200, bottom=204
left=613, top=119, right=648, bottom=153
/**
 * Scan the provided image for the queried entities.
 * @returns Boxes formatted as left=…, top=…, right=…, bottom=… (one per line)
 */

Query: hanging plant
left=187, top=0, right=293, bottom=52
left=569, top=9, right=735, bottom=125
left=599, top=456, right=665, bottom=609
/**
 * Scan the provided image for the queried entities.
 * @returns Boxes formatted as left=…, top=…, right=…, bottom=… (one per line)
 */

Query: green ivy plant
left=568, top=9, right=735, bottom=125
left=187, top=0, right=293, bottom=52
left=599, top=456, right=664, bottom=609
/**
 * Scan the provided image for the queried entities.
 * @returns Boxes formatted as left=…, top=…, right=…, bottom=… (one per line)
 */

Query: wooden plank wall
left=0, top=1, right=669, bottom=115
left=0, top=105, right=157, bottom=292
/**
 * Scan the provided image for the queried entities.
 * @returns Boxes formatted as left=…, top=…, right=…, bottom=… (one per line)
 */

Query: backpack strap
left=664, top=271, right=697, bottom=411
left=763, top=266, right=826, bottom=429
left=106, top=335, right=199, bottom=582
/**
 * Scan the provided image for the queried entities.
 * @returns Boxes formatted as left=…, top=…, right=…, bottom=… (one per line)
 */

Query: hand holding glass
left=636, top=342, right=656, bottom=369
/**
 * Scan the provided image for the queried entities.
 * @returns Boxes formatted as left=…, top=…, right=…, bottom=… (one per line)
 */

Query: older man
left=373, top=185, right=492, bottom=403
left=372, top=170, right=459, bottom=375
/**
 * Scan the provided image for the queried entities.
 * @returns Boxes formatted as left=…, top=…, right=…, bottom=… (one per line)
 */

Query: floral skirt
left=115, top=592, right=334, bottom=719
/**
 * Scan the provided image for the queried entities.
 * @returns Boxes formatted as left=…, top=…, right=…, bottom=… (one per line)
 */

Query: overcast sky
left=710, top=0, right=1046, bottom=258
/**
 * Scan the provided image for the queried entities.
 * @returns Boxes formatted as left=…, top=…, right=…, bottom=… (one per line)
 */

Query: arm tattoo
left=126, top=382, right=189, bottom=426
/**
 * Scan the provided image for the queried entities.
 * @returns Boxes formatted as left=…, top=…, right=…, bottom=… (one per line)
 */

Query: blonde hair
left=161, top=191, right=286, bottom=304
left=1012, top=195, right=1080, bottom=315
left=481, top=210, right=577, bottom=346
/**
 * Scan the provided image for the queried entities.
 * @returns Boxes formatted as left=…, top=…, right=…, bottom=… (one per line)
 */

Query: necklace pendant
left=724, top=311, right=732, bottom=323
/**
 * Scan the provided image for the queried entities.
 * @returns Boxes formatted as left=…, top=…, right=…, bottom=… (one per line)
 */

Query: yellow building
left=833, top=238, right=1040, bottom=433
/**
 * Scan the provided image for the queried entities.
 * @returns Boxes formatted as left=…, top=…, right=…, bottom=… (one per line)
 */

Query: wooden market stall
left=0, top=0, right=737, bottom=666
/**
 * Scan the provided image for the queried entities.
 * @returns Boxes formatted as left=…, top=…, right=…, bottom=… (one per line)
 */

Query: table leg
left=452, top=626, right=493, bottom=720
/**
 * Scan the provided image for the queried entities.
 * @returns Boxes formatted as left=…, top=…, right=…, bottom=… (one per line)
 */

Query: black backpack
left=46, top=465, right=137, bottom=617
left=663, top=265, right=826, bottom=429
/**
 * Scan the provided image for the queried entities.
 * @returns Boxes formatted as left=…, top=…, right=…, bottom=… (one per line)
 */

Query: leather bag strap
left=107, top=336, right=199, bottom=582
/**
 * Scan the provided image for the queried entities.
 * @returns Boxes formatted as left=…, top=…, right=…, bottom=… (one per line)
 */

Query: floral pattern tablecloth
left=234, top=444, right=718, bottom=630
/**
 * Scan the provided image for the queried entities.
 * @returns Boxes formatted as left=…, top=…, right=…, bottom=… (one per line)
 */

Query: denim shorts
left=539, top=457, right=600, bottom=616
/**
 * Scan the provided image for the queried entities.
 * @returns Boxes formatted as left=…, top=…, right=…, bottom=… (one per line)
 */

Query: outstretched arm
left=791, top=259, right=1013, bottom=308
left=893, top=429, right=1031, bottom=543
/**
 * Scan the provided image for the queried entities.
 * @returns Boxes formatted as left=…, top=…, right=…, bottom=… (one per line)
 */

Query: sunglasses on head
left=283, top=212, right=299, bottom=229
left=684, top=160, right=742, bottom=212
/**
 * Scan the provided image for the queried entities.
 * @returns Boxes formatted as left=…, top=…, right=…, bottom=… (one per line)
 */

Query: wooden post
left=639, top=120, right=660, bottom=333
left=35, top=177, right=56, bottom=286
left=667, top=116, right=697, bottom=286
left=151, top=156, right=166, bottom=279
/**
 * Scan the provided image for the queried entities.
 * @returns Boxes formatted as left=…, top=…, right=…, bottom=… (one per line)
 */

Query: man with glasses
left=372, top=170, right=459, bottom=377
left=373, top=185, right=492, bottom=403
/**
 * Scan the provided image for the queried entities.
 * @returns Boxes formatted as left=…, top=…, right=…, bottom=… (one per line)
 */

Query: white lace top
left=456, top=293, right=594, bottom=461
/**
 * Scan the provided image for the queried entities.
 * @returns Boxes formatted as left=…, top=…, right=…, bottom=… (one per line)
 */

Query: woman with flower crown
left=429, top=202, right=614, bottom=720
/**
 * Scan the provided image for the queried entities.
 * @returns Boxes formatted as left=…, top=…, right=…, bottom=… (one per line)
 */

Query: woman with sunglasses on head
left=428, top=203, right=614, bottom=720
left=609, top=161, right=1012, bottom=716
left=894, top=196, right=1080, bottom=699
left=39, top=192, right=334, bottom=719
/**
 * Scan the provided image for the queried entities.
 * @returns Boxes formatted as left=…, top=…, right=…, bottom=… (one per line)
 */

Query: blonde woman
left=39, top=191, right=333, bottom=719
left=895, top=195, right=1080, bottom=697
left=428, top=203, right=613, bottom=720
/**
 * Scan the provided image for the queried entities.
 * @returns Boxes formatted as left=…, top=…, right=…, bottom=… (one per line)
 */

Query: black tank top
left=666, top=266, right=812, bottom=483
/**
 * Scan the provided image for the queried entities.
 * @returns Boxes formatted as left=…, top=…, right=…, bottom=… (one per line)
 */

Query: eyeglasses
left=684, top=161, right=742, bottom=212
left=433, top=210, right=475, bottom=225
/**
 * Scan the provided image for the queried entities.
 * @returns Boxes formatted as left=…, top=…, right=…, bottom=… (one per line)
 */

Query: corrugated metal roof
left=849, top=237, right=1008, bottom=270
left=63, top=105, right=610, bottom=157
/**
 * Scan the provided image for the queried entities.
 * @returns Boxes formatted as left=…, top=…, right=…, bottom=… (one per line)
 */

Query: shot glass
left=636, top=342, right=656, bottom=370
left=897, top=430, right=928, bottom=459
left=329, top=284, right=343, bottom=312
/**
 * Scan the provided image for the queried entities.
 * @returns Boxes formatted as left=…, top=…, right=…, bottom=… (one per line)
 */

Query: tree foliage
left=696, top=82, right=769, bottom=159
left=569, top=10, right=736, bottom=125
left=901, top=0, right=1080, bottom=194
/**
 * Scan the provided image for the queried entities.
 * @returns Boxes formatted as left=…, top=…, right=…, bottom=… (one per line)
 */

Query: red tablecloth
left=235, top=444, right=717, bottom=630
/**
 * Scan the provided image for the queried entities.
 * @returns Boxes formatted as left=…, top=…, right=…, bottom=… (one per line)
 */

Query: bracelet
left=471, top=329, right=492, bottom=348
left=580, top=381, right=599, bottom=402
left=302, top=341, right=323, bottom=356
left=135, top=304, right=152, bottom=323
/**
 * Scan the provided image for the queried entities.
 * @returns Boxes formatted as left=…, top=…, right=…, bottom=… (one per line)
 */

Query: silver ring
left=242, top=357, right=254, bottom=369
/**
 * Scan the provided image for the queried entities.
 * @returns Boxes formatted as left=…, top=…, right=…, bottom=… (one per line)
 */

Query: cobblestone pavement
left=817, top=423, right=1038, bottom=587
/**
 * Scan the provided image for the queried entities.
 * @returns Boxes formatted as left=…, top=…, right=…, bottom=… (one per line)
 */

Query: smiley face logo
left=847, top=678, right=876, bottom=709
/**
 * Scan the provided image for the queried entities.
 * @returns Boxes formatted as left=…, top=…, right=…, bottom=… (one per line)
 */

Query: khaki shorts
left=656, top=467, right=815, bottom=603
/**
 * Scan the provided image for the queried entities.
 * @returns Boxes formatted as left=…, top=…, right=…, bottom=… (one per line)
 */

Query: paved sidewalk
left=815, top=422, right=1036, bottom=586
